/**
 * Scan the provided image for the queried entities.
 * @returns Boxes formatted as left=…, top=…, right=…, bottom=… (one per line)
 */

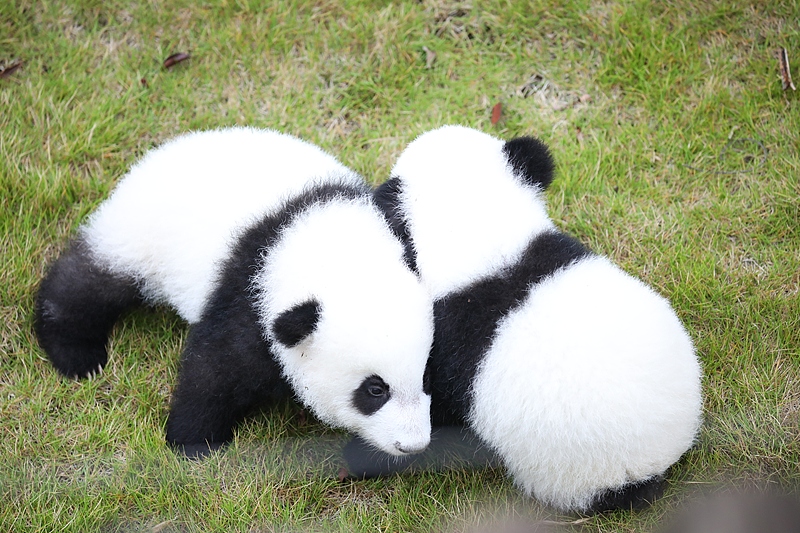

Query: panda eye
left=352, top=375, right=391, bottom=415
left=368, top=384, right=387, bottom=397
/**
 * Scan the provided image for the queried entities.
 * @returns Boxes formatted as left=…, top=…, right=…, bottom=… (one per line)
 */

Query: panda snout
left=394, top=440, right=429, bottom=455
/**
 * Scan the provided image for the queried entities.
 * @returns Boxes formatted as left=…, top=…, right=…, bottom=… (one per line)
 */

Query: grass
left=2, top=0, right=799, bottom=531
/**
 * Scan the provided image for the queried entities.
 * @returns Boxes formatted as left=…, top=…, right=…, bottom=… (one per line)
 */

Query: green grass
left=2, top=0, right=799, bottom=531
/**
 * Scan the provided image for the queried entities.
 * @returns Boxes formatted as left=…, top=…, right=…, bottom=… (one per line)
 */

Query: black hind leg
left=589, top=475, right=667, bottom=513
left=34, top=237, right=141, bottom=379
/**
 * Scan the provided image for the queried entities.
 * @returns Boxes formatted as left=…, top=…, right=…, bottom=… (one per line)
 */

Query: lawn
left=1, top=1, right=799, bottom=531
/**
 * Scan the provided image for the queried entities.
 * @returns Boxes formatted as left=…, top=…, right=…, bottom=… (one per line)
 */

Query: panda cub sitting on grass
left=34, top=127, right=434, bottom=459
left=347, top=125, right=703, bottom=513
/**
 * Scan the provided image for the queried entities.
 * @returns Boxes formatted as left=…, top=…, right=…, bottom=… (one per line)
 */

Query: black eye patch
left=352, top=375, right=391, bottom=415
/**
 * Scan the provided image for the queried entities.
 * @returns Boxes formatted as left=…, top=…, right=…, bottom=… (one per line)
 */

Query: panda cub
left=362, top=125, right=703, bottom=513
left=34, top=127, right=434, bottom=458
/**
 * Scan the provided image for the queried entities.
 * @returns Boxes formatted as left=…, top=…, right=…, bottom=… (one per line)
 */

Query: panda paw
left=171, top=441, right=227, bottom=460
left=341, top=436, right=418, bottom=479
left=589, top=475, right=667, bottom=513
left=45, top=340, right=108, bottom=380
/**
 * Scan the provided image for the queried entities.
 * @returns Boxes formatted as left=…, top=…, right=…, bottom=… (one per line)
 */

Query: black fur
left=589, top=476, right=667, bottom=513
left=428, top=230, right=591, bottom=425
left=502, top=136, right=555, bottom=191
left=351, top=375, right=391, bottom=416
left=272, top=299, right=322, bottom=348
left=372, top=177, right=417, bottom=273
left=34, top=237, right=142, bottom=378
left=343, top=435, right=417, bottom=477
left=342, top=426, right=499, bottom=479
left=166, top=180, right=370, bottom=454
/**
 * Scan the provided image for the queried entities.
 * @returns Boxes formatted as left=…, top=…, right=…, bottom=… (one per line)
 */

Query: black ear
left=502, top=136, right=555, bottom=191
left=373, top=177, right=418, bottom=273
left=272, top=299, right=322, bottom=348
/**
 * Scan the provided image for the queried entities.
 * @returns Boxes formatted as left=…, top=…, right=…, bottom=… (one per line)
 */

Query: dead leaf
left=491, top=102, right=502, bottom=125
left=0, top=60, right=23, bottom=79
left=163, top=52, right=190, bottom=69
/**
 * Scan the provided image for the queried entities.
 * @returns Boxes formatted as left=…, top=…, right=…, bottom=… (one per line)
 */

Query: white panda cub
left=34, top=127, right=434, bottom=458
left=365, top=125, right=703, bottom=513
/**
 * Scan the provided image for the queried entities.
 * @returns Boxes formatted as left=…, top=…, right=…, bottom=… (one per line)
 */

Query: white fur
left=469, top=256, right=702, bottom=511
left=390, top=125, right=702, bottom=511
left=253, top=197, right=433, bottom=455
left=83, top=127, right=361, bottom=323
left=391, top=125, right=554, bottom=299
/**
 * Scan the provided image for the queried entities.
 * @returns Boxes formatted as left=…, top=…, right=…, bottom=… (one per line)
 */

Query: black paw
left=171, top=441, right=228, bottom=459
left=341, top=436, right=418, bottom=479
left=589, top=475, right=667, bottom=513
left=44, top=339, right=108, bottom=380
left=341, top=427, right=498, bottom=480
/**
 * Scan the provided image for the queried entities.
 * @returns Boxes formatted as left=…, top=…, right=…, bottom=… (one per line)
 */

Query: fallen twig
left=778, top=47, right=795, bottom=91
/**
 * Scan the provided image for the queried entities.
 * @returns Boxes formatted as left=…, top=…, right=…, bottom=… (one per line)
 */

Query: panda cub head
left=254, top=195, right=434, bottom=456
left=385, top=125, right=557, bottom=298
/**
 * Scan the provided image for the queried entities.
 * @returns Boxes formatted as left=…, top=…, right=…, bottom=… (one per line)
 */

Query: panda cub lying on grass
left=34, top=127, right=434, bottom=458
left=347, top=125, right=703, bottom=513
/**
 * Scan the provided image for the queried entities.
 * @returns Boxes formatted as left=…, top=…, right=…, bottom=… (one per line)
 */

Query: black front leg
left=165, top=351, right=243, bottom=458
left=165, top=294, right=288, bottom=458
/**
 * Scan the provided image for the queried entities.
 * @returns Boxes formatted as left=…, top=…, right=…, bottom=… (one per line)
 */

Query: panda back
left=468, top=255, right=702, bottom=511
left=82, top=128, right=360, bottom=323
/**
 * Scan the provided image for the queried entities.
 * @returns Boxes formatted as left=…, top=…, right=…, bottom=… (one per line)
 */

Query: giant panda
left=349, top=125, right=703, bottom=513
left=34, top=127, right=434, bottom=458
